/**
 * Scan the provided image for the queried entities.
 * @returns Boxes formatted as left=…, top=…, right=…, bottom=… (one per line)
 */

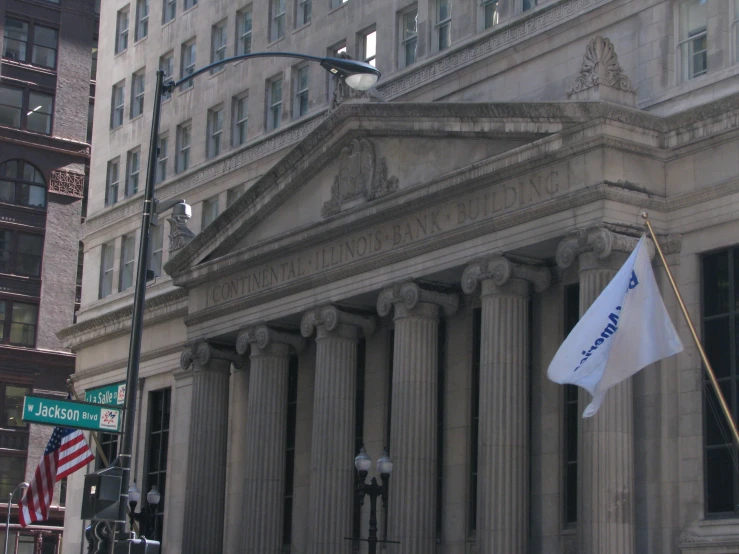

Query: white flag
left=547, top=235, right=683, bottom=417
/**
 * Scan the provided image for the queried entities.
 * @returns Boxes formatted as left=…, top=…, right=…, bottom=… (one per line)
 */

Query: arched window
left=0, top=159, right=46, bottom=209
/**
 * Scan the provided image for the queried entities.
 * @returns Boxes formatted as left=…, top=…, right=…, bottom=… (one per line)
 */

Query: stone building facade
left=61, top=0, right=739, bottom=553
left=0, top=0, right=98, bottom=551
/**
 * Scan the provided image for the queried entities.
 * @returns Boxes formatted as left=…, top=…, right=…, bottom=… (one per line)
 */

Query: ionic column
left=462, top=256, right=550, bottom=554
left=236, top=325, right=306, bottom=554
left=376, top=282, right=458, bottom=554
left=180, top=342, right=244, bottom=554
left=557, top=227, right=642, bottom=554
left=301, top=306, right=376, bottom=554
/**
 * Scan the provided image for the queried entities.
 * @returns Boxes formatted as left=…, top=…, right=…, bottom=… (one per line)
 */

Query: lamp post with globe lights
left=4, top=482, right=28, bottom=554
left=352, top=448, right=397, bottom=554
left=127, top=483, right=161, bottom=539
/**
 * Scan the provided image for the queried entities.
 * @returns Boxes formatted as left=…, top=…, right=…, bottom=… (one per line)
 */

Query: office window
left=267, top=77, right=282, bottom=131
left=156, top=135, right=168, bottom=183
left=679, top=0, right=707, bottom=82
left=0, top=229, right=43, bottom=277
left=401, top=9, right=418, bottom=67
left=126, top=149, right=141, bottom=197
left=96, top=432, right=118, bottom=470
left=0, top=86, right=22, bottom=129
left=163, top=0, right=176, bottom=23
left=294, top=65, right=309, bottom=117
left=283, top=357, right=298, bottom=546
left=563, top=284, right=580, bottom=525
left=148, top=223, right=164, bottom=279
left=201, top=196, right=219, bottom=228
left=3, top=19, right=58, bottom=69
left=210, top=22, right=227, bottom=74
left=237, top=9, right=253, bottom=55
left=111, top=81, right=125, bottom=128
left=131, top=70, right=145, bottom=118
left=99, top=242, right=115, bottom=298
left=702, top=248, right=739, bottom=516
left=360, top=28, right=376, bottom=66
left=481, top=0, right=499, bottom=29
left=330, top=0, right=348, bottom=8
left=184, top=0, right=197, bottom=10
left=1, top=382, right=31, bottom=429
left=0, top=300, right=38, bottom=347
left=159, top=52, right=174, bottom=100
left=226, top=185, right=244, bottom=207
left=119, top=234, right=136, bottom=292
left=207, top=107, right=223, bottom=158
left=91, top=37, right=98, bottom=81
left=176, top=122, right=191, bottom=173
left=270, top=0, right=286, bottom=41
left=26, top=92, right=53, bottom=134
left=0, top=456, right=26, bottom=499
left=105, top=159, right=120, bottom=206
left=115, top=8, right=129, bottom=54
left=297, top=0, right=311, bottom=26
left=135, top=0, right=149, bottom=41
left=145, top=388, right=171, bottom=542
left=436, top=0, right=451, bottom=51
left=0, top=159, right=46, bottom=209
left=0, top=86, right=53, bottom=135
left=232, top=94, right=248, bottom=147
left=181, top=40, right=196, bottom=89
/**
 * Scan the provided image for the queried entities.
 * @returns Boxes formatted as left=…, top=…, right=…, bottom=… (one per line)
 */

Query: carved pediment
left=321, top=138, right=398, bottom=218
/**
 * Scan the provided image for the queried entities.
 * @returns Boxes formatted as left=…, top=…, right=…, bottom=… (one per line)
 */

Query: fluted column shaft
left=242, top=343, right=292, bottom=554
left=182, top=358, right=231, bottom=554
left=307, top=323, right=359, bottom=554
left=224, top=362, right=250, bottom=553
left=577, top=250, right=635, bottom=554
left=477, top=278, right=530, bottom=554
left=388, top=301, right=439, bottom=554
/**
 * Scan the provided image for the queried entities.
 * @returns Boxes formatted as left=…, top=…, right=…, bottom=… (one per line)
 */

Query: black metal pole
left=367, top=478, right=379, bottom=554
left=115, top=69, right=164, bottom=543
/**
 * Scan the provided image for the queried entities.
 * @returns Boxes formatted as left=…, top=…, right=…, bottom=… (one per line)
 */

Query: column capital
left=461, top=256, right=551, bottom=295
left=235, top=324, right=306, bottom=356
left=300, top=305, right=376, bottom=339
left=376, top=281, right=459, bottom=318
left=556, top=226, right=653, bottom=269
left=180, top=341, right=245, bottom=372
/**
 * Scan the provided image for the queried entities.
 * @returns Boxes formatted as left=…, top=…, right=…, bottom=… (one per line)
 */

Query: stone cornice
left=69, top=343, right=184, bottom=383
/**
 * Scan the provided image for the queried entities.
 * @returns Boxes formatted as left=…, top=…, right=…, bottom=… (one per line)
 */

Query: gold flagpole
left=642, top=212, right=739, bottom=447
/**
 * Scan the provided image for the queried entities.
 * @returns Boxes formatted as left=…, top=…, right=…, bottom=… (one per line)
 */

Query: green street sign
left=22, top=395, right=123, bottom=433
left=85, top=381, right=126, bottom=406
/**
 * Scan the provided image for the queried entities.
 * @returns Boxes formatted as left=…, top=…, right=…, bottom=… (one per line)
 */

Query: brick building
left=0, top=0, right=98, bottom=551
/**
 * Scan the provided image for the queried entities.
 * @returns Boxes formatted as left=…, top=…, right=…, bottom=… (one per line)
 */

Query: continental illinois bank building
left=60, top=0, right=739, bottom=553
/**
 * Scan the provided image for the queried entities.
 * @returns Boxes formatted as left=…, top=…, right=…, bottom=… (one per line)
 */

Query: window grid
left=145, top=388, right=171, bottom=543
left=99, top=241, right=115, bottom=298
left=105, top=159, right=120, bottom=206
left=207, top=108, right=224, bottom=158
left=402, top=10, right=418, bottom=67
left=163, top=0, right=176, bottom=24
left=135, top=0, right=149, bottom=41
left=0, top=159, right=47, bottom=209
left=0, top=85, right=53, bottom=135
left=183, top=0, right=197, bottom=11
left=111, top=82, right=125, bottom=129
left=481, top=0, right=498, bottom=29
left=159, top=53, right=175, bottom=100
left=233, top=94, right=248, bottom=147
left=0, top=381, right=31, bottom=430
left=295, top=66, right=309, bottom=117
left=156, top=135, right=168, bottom=183
left=436, top=0, right=451, bottom=51
left=271, top=0, right=286, bottom=41
left=115, top=8, right=129, bottom=54
left=177, top=123, right=191, bottom=173
left=362, top=29, right=377, bottom=66
left=678, top=0, right=708, bottom=82
left=0, top=300, right=38, bottom=347
left=3, top=18, right=59, bottom=69
left=119, top=234, right=136, bottom=292
left=181, top=41, right=196, bottom=90
left=211, top=23, right=227, bottom=74
left=131, top=71, right=145, bottom=118
left=237, top=9, right=253, bottom=55
left=126, top=150, right=141, bottom=197
left=297, top=0, right=312, bottom=26
left=96, top=431, right=118, bottom=470
left=0, top=229, right=43, bottom=278
left=268, top=78, right=282, bottom=131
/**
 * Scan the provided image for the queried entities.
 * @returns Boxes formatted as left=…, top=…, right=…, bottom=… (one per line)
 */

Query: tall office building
left=63, top=0, right=739, bottom=553
left=0, top=0, right=98, bottom=551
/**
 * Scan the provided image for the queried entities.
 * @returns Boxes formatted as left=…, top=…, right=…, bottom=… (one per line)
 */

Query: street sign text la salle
left=22, top=395, right=123, bottom=433
left=85, top=381, right=126, bottom=406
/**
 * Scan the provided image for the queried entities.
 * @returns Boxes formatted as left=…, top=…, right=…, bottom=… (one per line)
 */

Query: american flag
left=19, top=426, right=95, bottom=527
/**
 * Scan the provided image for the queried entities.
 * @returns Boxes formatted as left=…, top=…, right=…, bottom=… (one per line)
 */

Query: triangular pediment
left=164, top=101, right=618, bottom=284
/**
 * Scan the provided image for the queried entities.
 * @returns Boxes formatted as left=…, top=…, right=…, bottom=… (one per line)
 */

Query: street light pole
left=353, top=448, right=394, bottom=554
left=113, top=53, right=380, bottom=549
left=4, top=482, right=28, bottom=554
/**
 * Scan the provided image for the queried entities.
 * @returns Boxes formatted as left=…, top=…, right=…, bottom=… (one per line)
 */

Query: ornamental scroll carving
left=179, top=342, right=245, bottom=372
left=49, top=170, right=85, bottom=198
left=567, top=36, right=635, bottom=97
left=321, top=138, right=399, bottom=218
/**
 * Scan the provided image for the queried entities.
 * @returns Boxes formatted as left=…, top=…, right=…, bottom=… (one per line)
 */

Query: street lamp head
left=146, top=485, right=161, bottom=507
left=377, top=449, right=393, bottom=477
left=354, top=446, right=372, bottom=477
left=128, top=483, right=141, bottom=506
left=320, top=57, right=381, bottom=91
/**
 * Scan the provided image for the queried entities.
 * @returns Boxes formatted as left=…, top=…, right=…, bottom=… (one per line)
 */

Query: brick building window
left=679, top=0, right=707, bottom=81
left=3, top=17, right=58, bottom=69
left=0, top=300, right=38, bottom=347
left=236, top=9, right=252, bottom=55
left=115, top=7, right=129, bottom=54
left=91, top=37, right=98, bottom=81
left=1, top=382, right=30, bottom=429
left=105, top=158, right=120, bottom=206
left=145, top=388, right=171, bottom=542
left=99, top=241, right=115, bottom=298
left=0, top=229, right=43, bottom=277
left=702, top=248, right=739, bottom=516
left=135, top=0, right=149, bottom=41
left=119, top=234, right=136, bottom=292
left=0, top=456, right=26, bottom=499
left=0, top=85, right=53, bottom=135
left=0, top=160, right=46, bottom=209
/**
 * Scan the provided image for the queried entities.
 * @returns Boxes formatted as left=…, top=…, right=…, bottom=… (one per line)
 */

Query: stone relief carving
left=568, top=36, right=635, bottom=96
left=300, top=305, right=376, bottom=338
left=168, top=214, right=196, bottom=253
left=49, top=170, right=85, bottom=198
left=235, top=324, right=306, bottom=356
left=556, top=226, right=653, bottom=270
left=376, top=281, right=459, bottom=317
left=322, top=138, right=399, bottom=218
left=179, top=341, right=244, bottom=372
